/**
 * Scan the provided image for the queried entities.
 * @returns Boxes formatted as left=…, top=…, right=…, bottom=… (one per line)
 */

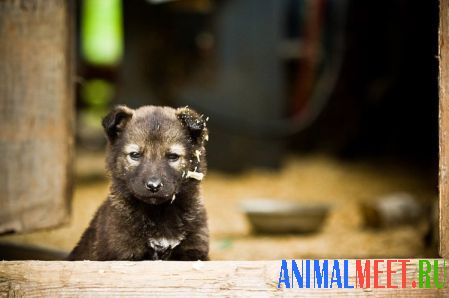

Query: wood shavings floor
left=0, top=151, right=437, bottom=259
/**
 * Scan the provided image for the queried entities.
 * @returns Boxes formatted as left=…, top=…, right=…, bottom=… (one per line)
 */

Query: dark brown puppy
left=68, top=105, right=209, bottom=261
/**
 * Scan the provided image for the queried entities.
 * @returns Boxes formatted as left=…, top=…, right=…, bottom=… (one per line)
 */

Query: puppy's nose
left=145, top=178, right=162, bottom=192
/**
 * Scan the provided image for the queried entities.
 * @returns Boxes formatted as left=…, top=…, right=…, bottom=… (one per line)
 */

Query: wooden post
left=0, top=0, right=73, bottom=234
left=440, top=0, right=449, bottom=258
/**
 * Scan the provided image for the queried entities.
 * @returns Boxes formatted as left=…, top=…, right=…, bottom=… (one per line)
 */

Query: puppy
left=68, top=105, right=209, bottom=261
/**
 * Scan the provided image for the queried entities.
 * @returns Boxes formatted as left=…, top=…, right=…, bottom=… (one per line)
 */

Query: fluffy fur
left=68, top=105, right=209, bottom=261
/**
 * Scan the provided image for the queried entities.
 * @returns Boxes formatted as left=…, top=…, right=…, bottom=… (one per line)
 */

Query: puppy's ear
left=102, top=105, right=134, bottom=142
left=176, top=106, right=208, bottom=144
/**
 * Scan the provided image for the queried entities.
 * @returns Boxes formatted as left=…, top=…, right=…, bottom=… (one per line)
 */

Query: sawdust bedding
left=0, top=151, right=437, bottom=259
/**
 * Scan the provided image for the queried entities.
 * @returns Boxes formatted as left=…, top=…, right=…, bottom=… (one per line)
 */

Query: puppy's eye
left=166, top=153, right=180, bottom=162
left=129, top=152, right=141, bottom=160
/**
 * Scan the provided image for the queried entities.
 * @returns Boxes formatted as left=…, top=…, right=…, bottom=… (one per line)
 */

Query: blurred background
left=0, top=0, right=440, bottom=260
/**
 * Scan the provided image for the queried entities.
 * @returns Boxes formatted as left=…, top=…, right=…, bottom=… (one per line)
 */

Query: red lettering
left=374, top=260, right=385, bottom=288
left=386, top=260, right=398, bottom=288
left=355, top=260, right=371, bottom=288
left=398, top=259, right=410, bottom=288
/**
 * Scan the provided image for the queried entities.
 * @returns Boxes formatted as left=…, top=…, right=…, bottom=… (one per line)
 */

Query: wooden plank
left=441, top=0, right=449, bottom=258
left=0, top=260, right=447, bottom=296
left=0, top=0, right=74, bottom=233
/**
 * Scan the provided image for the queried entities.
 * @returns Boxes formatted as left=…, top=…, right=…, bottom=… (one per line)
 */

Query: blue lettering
left=314, top=260, right=329, bottom=288
left=330, top=260, right=342, bottom=288
left=291, top=260, right=305, bottom=288
left=306, top=260, right=311, bottom=288
left=344, top=259, right=354, bottom=288
left=278, top=260, right=291, bottom=288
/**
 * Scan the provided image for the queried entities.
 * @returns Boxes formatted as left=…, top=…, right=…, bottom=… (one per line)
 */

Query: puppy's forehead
left=124, top=106, right=185, bottom=143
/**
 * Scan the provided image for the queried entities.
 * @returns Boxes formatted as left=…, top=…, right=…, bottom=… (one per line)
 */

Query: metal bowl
left=240, top=199, right=330, bottom=234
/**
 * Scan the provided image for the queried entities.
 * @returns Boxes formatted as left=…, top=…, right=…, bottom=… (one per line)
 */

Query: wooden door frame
left=440, top=0, right=449, bottom=259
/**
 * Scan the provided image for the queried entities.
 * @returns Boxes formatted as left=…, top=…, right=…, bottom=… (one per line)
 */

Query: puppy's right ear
left=102, top=105, right=134, bottom=142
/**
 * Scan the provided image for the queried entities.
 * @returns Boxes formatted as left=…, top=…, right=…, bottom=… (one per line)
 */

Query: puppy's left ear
left=176, top=107, right=208, bottom=144
left=102, top=105, right=134, bottom=143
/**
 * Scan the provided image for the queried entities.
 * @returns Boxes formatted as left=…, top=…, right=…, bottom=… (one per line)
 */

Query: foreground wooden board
left=0, top=260, right=447, bottom=296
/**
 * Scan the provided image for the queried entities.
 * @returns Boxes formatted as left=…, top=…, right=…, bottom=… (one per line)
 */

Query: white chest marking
left=148, top=236, right=183, bottom=251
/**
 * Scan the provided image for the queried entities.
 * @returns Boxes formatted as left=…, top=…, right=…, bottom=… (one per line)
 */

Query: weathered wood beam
left=0, top=0, right=74, bottom=234
left=0, top=260, right=447, bottom=296
left=440, top=0, right=449, bottom=258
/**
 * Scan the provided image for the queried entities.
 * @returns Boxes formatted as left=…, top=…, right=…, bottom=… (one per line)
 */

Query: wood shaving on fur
left=186, top=171, right=204, bottom=181
left=194, top=150, right=201, bottom=162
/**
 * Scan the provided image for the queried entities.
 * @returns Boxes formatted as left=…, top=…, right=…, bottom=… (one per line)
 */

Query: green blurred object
left=80, top=79, right=114, bottom=128
left=82, top=0, right=123, bottom=65
left=81, top=79, right=114, bottom=108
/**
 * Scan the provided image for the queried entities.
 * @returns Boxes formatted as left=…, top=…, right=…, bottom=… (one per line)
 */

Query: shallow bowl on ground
left=240, top=199, right=330, bottom=234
